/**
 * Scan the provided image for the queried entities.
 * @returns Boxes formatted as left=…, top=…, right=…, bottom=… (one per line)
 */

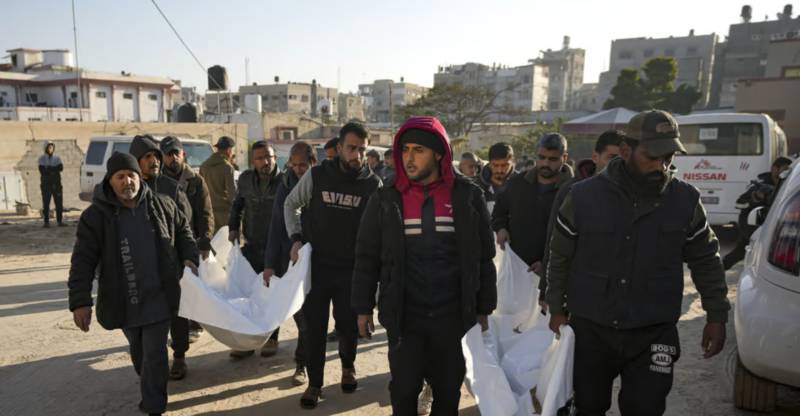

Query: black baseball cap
left=160, top=136, right=183, bottom=154
left=215, top=136, right=235, bottom=149
left=626, top=110, right=687, bottom=156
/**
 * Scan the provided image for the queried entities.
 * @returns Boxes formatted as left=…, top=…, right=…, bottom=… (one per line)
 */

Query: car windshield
left=183, top=142, right=213, bottom=168
left=678, top=123, right=764, bottom=156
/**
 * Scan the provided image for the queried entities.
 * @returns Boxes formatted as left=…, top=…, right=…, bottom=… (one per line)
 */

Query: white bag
left=209, top=225, right=232, bottom=267
left=496, top=247, right=539, bottom=321
left=179, top=240, right=313, bottom=351
left=535, top=325, right=576, bottom=416
left=462, top=324, right=519, bottom=416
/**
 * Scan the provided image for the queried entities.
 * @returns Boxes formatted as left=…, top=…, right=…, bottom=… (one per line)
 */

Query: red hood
left=392, top=116, right=454, bottom=192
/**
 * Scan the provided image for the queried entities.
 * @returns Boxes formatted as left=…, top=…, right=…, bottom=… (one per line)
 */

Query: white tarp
left=462, top=246, right=574, bottom=416
left=178, top=228, right=312, bottom=351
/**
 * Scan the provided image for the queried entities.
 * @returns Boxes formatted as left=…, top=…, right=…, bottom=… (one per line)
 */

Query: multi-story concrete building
left=0, top=48, right=178, bottom=122
left=337, top=93, right=366, bottom=122
left=237, top=81, right=337, bottom=118
left=357, top=79, right=428, bottom=123
left=434, top=61, right=549, bottom=115
left=711, top=6, right=800, bottom=108
left=568, top=83, right=602, bottom=112
left=533, top=36, right=585, bottom=110
left=597, top=32, right=718, bottom=109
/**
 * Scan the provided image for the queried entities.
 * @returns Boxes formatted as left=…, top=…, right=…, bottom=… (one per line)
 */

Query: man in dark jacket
left=722, top=156, right=792, bottom=270
left=129, top=134, right=195, bottom=380
left=382, top=148, right=396, bottom=185
left=493, top=133, right=573, bottom=278
left=284, top=122, right=381, bottom=409
left=264, top=141, right=317, bottom=386
left=226, top=141, right=283, bottom=359
left=68, top=152, right=198, bottom=416
left=539, top=130, right=622, bottom=308
left=352, top=116, right=497, bottom=415
left=39, top=141, right=65, bottom=227
left=478, top=142, right=516, bottom=213
left=160, top=136, right=215, bottom=375
left=546, top=110, right=730, bottom=415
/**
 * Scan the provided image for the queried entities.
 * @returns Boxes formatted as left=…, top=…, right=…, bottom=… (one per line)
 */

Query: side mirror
left=747, top=206, right=764, bottom=227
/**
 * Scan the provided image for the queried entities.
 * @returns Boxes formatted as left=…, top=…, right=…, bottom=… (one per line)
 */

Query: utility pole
left=71, top=0, right=84, bottom=121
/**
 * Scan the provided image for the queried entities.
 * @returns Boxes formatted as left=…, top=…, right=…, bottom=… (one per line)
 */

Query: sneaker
left=169, top=357, right=187, bottom=380
left=188, top=328, right=202, bottom=344
left=229, top=349, right=255, bottom=359
left=291, top=366, right=307, bottom=386
left=341, top=367, right=358, bottom=393
left=300, top=386, right=322, bottom=409
left=326, top=330, right=338, bottom=343
left=261, top=339, right=279, bottom=357
left=417, top=382, right=433, bottom=415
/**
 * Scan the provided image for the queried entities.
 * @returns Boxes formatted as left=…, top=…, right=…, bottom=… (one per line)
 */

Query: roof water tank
left=208, top=65, right=228, bottom=91
left=42, top=50, right=73, bottom=67
left=244, top=94, right=262, bottom=113
left=176, top=103, right=198, bottom=122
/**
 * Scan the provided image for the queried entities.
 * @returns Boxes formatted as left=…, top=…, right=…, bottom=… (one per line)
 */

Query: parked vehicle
left=733, top=159, right=800, bottom=412
left=79, top=135, right=213, bottom=201
left=673, top=113, right=788, bottom=226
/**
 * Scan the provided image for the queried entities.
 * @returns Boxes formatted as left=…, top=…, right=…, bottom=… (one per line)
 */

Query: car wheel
left=734, top=355, right=776, bottom=412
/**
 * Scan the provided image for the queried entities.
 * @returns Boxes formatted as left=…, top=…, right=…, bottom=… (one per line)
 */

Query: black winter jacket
left=67, top=182, right=199, bottom=330
left=352, top=176, right=497, bottom=336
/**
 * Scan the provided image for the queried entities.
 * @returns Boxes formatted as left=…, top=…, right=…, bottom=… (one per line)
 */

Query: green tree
left=603, top=57, right=702, bottom=115
left=398, top=83, right=521, bottom=139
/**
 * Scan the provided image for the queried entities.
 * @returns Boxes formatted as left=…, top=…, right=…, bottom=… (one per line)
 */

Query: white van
left=673, top=113, right=788, bottom=226
left=79, top=135, right=214, bottom=201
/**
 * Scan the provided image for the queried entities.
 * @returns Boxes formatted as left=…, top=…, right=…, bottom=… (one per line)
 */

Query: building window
left=26, top=93, right=38, bottom=103
left=664, top=48, right=675, bottom=56
left=288, top=95, right=297, bottom=100
left=643, top=49, right=654, bottom=58
left=123, top=93, right=134, bottom=99
left=272, top=95, right=280, bottom=100
left=301, top=95, right=309, bottom=103
left=95, top=91, right=107, bottom=98
left=618, top=51, right=633, bottom=59
left=148, top=94, right=158, bottom=101
left=751, top=34, right=761, bottom=41
left=687, top=47, right=697, bottom=56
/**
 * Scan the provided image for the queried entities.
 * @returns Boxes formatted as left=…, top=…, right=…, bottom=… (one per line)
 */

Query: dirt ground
left=1, top=213, right=799, bottom=415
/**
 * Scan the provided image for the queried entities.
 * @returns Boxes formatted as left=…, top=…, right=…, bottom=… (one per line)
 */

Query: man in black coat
left=38, top=141, right=65, bottom=227
left=352, top=116, right=497, bottom=415
left=227, top=141, right=283, bottom=359
left=264, top=141, right=317, bottom=386
left=68, top=152, right=198, bottom=416
left=129, top=134, right=195, bottom=380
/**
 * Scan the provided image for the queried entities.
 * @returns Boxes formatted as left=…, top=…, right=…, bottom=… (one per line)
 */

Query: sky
left=2, top=0, right=796, bottom=93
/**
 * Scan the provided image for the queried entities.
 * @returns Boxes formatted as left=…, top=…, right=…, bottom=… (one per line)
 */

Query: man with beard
left=69, top=152, right=198, bottom=416
left=546, top=110, right=730, bottom=415
left=38, top=141, right=65, bottom=227
left=128, top=135, right=194, bottom=378
left=352, top=116, right=497, bottom=415
left=324, top=137, right=339, bottom=161
left=227, top=141, right=283, bottom=359
left=160, top=136, right=215, bottom=378
left=284, top=122, right=381, bottom=409
left=478, top=142, right=516, bottom=213
left=539, top=130, right=623, bottom=311
left=264, top=141, right=317, bottom=386
left=493, top=133, right=573, bottom=278
left=200, top=136, right=237, bottom=233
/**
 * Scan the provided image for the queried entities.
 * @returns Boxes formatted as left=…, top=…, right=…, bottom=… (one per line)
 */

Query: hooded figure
left=38, top=141, right=64, bottom=227
left=352, top=116, right=497, bottom=414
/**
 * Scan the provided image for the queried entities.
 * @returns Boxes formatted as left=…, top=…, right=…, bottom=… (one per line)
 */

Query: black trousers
left=170, top=316, right=189, bottom=358
left=41, top=184, right=63, bottom=224
left=302, top=267, right=358, bottom=388
left=388, top=312, right=466, bottom=416
left=571, top=316, right=680, bottom=416
left=122, top=319, right=171, bottom=414
left=723, top=211, right=756, bottom=270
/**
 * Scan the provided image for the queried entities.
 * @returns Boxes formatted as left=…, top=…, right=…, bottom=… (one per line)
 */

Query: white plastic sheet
left=462, top=244, right=573, bottom=416
left=535, top=325, right=575, bottom=416
left=178, top=236, right=312, bottom=351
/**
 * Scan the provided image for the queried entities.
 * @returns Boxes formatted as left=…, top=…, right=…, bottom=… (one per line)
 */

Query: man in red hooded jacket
left=352, top=117, right=497, bottom=414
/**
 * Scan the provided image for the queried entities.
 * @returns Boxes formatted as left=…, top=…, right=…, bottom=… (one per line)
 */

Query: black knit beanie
left=106, top=152, right=141, bottom=179
left=399, top=128, right=445, bottom=156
